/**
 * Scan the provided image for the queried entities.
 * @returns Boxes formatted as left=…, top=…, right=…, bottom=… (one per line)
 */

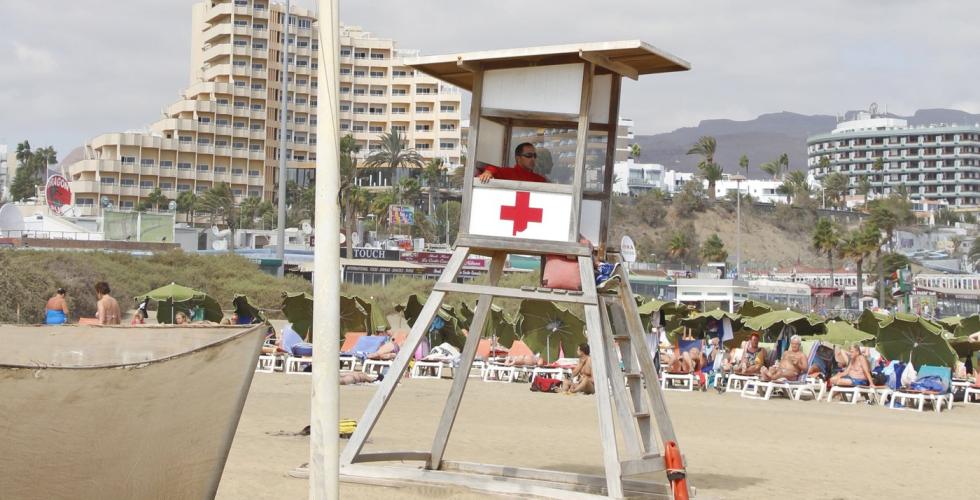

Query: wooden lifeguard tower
left=339, top=40, right=692, bottom=499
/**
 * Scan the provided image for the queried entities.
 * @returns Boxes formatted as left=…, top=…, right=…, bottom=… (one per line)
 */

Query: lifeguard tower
left=340, top=40, right=692, bottom=499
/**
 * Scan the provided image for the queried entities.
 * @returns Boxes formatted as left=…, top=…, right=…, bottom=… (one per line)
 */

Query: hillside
left=634, top=108, right=980, bottom=178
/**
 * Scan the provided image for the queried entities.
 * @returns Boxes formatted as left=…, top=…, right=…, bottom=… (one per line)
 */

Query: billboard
left=45, top=175, right=72, bottom=215
left=387, top=205, right=415, bottom=225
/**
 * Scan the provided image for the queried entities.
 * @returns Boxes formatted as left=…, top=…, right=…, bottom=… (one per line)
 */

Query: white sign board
left=621, top=235, right=637, bottom=263
left=468, top=187, right=572, bottom=242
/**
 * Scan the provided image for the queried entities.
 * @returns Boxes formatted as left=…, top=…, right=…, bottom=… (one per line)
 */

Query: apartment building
left=807, top=110, right=980, bottom=207
left=66, top=0, right=462, bottom=215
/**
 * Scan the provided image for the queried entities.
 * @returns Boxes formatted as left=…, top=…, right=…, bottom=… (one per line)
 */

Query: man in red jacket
left=477, top=142, right=546, bottom=183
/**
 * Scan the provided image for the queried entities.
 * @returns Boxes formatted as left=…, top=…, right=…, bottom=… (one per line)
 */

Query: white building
left=613, top=158, right=665, bottom=195
left=0, top=144, right=9, bottom=200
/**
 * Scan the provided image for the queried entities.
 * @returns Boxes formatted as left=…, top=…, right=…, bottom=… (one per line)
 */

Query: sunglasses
left=518, top=152, right=537, bottom=159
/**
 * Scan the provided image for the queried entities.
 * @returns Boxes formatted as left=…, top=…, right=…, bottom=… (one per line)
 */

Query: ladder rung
left=620, top=454, right=665, bottom=476
left=613, top=335, right=630, bottom=341
left=633, top=412, right=650, bottom=419
left=624, top=372, right=641, bottom=379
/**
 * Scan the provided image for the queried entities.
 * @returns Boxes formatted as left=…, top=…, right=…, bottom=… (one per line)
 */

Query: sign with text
left=340, top=247, right=401, bottom=261
left=45, top=175, right=72, bottom=215
left=387, top=205, right=415, bottom=225
left=401, top=251, right=490, bottom=270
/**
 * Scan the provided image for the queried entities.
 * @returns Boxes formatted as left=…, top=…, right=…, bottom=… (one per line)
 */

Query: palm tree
left=200, top=183, right=237, bottom=249
left=33, top=146, right=57, bottom=184
left=787, top=171, right=811, bottom=201
left=821, top=172, right=849, bottom=209
left=739, top=154, right=749, bottom=176
left=871, top=157, right=884, bottom=195
left=421, top=158, right=444, bottom=216
left=339, top=134, right=361, bottom=256
left=812, top=218, right=839, bottom=288
left=667, top=230, right=694, bottom=266
left=699, top=162, right=724, bottom=200
left=838, top=224, right=878, bottom=303
left=630, top=143, right=642, bottom=160
left=364, top=130, right=424, bottom=188
left=239, top=196, right=263, bottom=229
left=176, top=191, right=198, bottom=224
left=143, top=188, right=168, bottom=212
left=700, top=233, right=728, bottom=263
left=857, top=176, right=873, bottom=200
left=686, top=136, right=717, bottom=170
left=777, top=153, right=790, bottom=180
left=760, top=160, right=780, bottom=180
left=15, top=140, right=32, bottom=172
left=969, top=236, right=980, bottom=272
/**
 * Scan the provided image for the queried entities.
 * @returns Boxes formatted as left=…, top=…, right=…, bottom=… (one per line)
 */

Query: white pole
left=311, top=0, right=340, bottom=498
left=276, top=0, right=291, bottom=277
left=735, top=178, right=741, bottom=278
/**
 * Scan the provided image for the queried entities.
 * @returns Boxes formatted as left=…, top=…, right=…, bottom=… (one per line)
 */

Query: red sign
left=500, top=191, right=544, bottom=236
left=400, top=251, right=489, bottom=270
left=45, top=175, right=72, bottom=215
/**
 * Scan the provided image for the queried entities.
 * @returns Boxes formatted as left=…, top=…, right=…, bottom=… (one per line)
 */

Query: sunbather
left=666, top=346, right=703, bottom=374
left=340, top=371, right=382, bottom=385
left=561, top=343, right=594, bottom=395
left=759, top=335, right=807, bottom=382
left=734, top=332, right=767, bottom=376
left=829, top=343, right=875, bottom=387
left=503, top=354, right=542, bottom=367
left=366, top=333, right=399, bottom=360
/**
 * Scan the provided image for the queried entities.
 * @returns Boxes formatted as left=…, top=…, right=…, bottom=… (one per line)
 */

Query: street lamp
left=731, top=174, right=747, bottom=278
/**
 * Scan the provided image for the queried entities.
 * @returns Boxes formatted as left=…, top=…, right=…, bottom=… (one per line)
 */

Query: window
left=179, top=136, right=192, bottom=143
left=234, top=0, right=248, bottom=6
left=197, top=138, right=211, bottom=145
left=416, top=106, right=431, bottom=113
left=353, top=89, right=366, bottom=96
left=440, top=124, right=456, bottom=131
left=371, top=53, right=385, bottom=60
left=250, top=123, right=263, bottom=130
left=353, top=107, right=365, bottom=114
left=216, top=98, right=229, bottom=105
left=440, top=142, right=456, bottom=150
left=178, top=162, right=192, bottom=170
left=198, top=116, right=212, bottom=123
left=234, top=80, right=247, bottom=87
left=369, top=107, right=384, bottom=115
left=250, top=144, right=262, bottom=151
left=197, top=164, right=210, bottom=172
left=120, top=201, right=135, bottom=209
left=391, top=89, right=407, bottom=96
left=415, top=125, right=431, bottom=132
left=234, top=40, right=248, bottom=47
left=298, top=19, right=311, bottom=29
left=140, top=158, right=155, bottom=167
left=233, top=60, right=247, bottom=67
left=296, top=97, right=307, bottom=105
left=233, top=189, right=244, bottom=196
left=232, top=168, right=244, bottom=175
left=370, top=71, right=384, bottom=78
left=76, top=198, right=94, bottom=206
left=253, top=23, right=266, bottom=30
left=216, top=119, right=229, bottom=126
left=391, top=125, right=406, bottom=133
left=440, top=105, right=456, bottom=112
left=249, top=190, right=260, bottom=197
left=353, top=70, right=366, bottom=77
left=251, top=103, right=263, bottom=110
left=251, top=63, right=264, bottom=70
left=416, top=143, right=431, bottom=150
left=369, top=126, right=383, bottom=133
left=233, top=141, right=246, bottom=149
left=392, top=70, right=408, bottom=77
left=354, top=52, right=367, bottom=59
left=120, top=156, right=136, bottom=164
left=392, top=107, right=406, bottom=114
left=340, top=87, right=350, bottom=94
left=370, top=89, right=384, bottom=96
left=249, top=170, right=261, bottom=177
left=340, top=49, right=352, bottom=57
left=196, top=185, right=209, bottom=193
left=297, top=78, right=308, bottom=85
left=295, top=116, right=307, bottom=124
left=252, top=42, right=266, bottom=50
left=215, top=166, right=227, bottom=173
left=120, top=178, right=136, bottom=186
left=234, top=20, right=248, bottom=27
left=160, top=160, right=174, bottom=168
left=235, top=101, right=247, bottom=108
left=251, top=83, right=264, bottom=90
left=101, top=177, right=116, bottom=184
left=297, top=40, right=309, bottom=48
left=140, top=180, right=154, bottom=188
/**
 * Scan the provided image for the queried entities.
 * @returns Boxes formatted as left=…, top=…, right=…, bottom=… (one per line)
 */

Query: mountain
left=633, top=108, right=980, bottom=179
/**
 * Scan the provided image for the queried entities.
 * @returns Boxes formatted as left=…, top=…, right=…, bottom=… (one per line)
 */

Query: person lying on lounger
left=366, top=333, right=399, bottom=360
left=759, top=335, right=807, bottom=382
left=561, top=343, right=594, bottom=395
left=734, top=332, right=767, bottom=376
left=829, top=343, right=875, bottom=387
left=503, top=354, right=542, bottom=367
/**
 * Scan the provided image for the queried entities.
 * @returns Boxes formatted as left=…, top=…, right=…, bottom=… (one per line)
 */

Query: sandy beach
left=217, top=373, right=977, bottom=499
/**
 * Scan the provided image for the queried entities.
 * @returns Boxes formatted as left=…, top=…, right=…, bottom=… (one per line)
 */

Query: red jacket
left=480, top=164, right=546, bottom=183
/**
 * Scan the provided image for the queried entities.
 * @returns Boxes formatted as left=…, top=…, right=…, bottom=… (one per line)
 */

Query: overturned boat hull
left=0, top=324, right=265, bottom=499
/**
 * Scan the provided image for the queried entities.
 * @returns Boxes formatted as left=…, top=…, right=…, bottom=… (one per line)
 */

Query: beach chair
left=411, top=341, right=460, bottom=379
left=888, top=365, right=954, bottom=413
left=531, top=356, right=577, bottom=383
left=338, top=332, right=366, bottom=371
left=661, top=339, right=704, bottom=392
left=723, top=342, right=774, bottom=393
left=742, top=342, right=823, bottom=401
left=963, top=382, right=980, bottom=404
left=483, top=340, right=534, bottom=383
left=361, top=334, right=402, bottom=375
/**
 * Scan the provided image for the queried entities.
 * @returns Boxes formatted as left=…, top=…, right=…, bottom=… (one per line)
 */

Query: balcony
left=249, top=151, right=265, bottom=160
left=176, top=168, right=197, bottom=179
left=119, top=186, right=140, bottom=197
left=203, top=63, right=232, bottom=81
left=249, top=130, right=266, bottom=140
left=250, top=109, right=266, bottom=120
left=71, top=180, right=101, bottom=194
left=68, top=159, right=118, bottom=177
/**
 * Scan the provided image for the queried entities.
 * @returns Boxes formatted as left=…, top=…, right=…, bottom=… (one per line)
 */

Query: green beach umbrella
left=679, top=309, right=742, bottom=338
left=805, top=320, right=875, bottom=347
left=517, top=300, right=586, bottom=363
left=948, top=337, right=980, bottom=358
left=232, top=294, right=266, bottom=324
left=743, top=309, right=826, bottom=341
left=136, top=282, right=223, bottom=324
left=456, top=301, right=517, bottom=349
left=950, top=314, right=980, bottom=338
left=938, top=315, right=965, bottom=331
left=395, top=294, right=424, bottom=327
left=875, top=313, right=957, bottom=369
left=353, top=296, right=390, bottom=333
left=737, top=299, right=773, bottom=318
left=281, top=292, right=314, bottom=339
left=856, top=309, right=890, bottom=336
left=430, top=305, right=466, bottom=349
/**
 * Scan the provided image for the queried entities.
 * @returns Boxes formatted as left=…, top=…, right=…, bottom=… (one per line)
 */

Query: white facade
left=0, top=144, right=8, bottom=201
left=613, top=158, right=665, bottom=195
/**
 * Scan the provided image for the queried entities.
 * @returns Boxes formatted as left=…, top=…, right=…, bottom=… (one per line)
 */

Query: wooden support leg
left=340, top=247, right=471, bottom=465
left=428, top=252, right=506, bottom=470
left=578, top=256, right=624, bottom=499
left=598, top=300, right=643, bottom=460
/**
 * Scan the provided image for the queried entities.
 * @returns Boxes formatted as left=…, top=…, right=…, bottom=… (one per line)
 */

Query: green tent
left=517, top=300, right=587, bottom=363
left=873, top=312, right=956, bottom=369
left=232, top=294, right=266, bottom=324
left=743, top=309, right=826, bottom=341
left=737, top=299, right=773, bottom=318
left=679, top=309, right=742, bottom=338
left=136, top=282, right=223, bottom=324
left=805, top=320, right=875, bottom=347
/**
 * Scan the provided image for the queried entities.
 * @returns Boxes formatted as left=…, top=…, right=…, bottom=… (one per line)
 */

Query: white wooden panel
left=468, top=187, right=573, bottom=242
left=579, top=199, right=601, bottom=245
left=475, top=118, right=505, bottom=167
left=481, top=64, right=584, bottom=115
left=588, top=74, right=612, bottom=124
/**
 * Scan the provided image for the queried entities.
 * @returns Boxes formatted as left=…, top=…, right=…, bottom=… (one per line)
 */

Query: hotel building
left=66, top=0, right=462, bottom=215
left=806, top=111, right=980, bottom=207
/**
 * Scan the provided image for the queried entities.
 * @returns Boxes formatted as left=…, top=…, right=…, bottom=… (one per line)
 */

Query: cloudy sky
left=2, top=0, right=979, bottom=159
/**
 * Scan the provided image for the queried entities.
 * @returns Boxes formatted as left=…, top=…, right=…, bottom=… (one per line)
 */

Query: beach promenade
left=218, top=373, right=976, bottom=499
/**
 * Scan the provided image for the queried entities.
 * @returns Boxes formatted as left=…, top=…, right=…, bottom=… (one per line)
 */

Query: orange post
left=664, top=440, right=688, bottom=500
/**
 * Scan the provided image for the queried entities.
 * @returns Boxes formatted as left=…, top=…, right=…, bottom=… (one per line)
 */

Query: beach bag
left=542, top=255, right=582, bottom=291
left=910, top=375, right=947, bottom=393
left=901, top=363, right=918, bottom=388
left=530, top=376, right=562, bottom=393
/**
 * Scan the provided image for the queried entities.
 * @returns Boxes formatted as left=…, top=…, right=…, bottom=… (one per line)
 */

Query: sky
left=2, top=0, right=979, bottom=159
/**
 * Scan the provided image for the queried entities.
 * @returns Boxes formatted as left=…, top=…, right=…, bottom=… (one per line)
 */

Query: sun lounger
left=483, top=341, right=535, bottom=383
left=338, top=332, right=366, bottom=371
left=661, top=339, right=704, bottom=392
left=742, top=342, right=822, bottom=401
left=888, top=365, right=953, bottom=413
left=962, top=381, right=980, bottom=404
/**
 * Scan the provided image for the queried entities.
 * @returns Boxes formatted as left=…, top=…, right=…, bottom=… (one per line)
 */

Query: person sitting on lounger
left=561, top=343, right=594, bottom=395
left=734, top=332, right=767, bottom=376
left=760, top=335, right=807, bottom=382
left=829, top=343, right=875, bottom=387
left=666, top=346, right=703, bottom=374
left=366, top=332, right=399, bottom=360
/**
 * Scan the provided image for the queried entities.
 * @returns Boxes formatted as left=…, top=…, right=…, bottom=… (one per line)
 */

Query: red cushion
left=542, top=255, right=581, bottom=291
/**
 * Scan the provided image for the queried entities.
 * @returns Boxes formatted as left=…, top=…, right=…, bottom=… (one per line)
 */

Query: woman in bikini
left=562, top=343, right=594, bottom=395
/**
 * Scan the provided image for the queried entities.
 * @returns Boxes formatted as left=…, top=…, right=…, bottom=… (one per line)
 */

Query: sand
left=217, top=374, right=977, bottom=499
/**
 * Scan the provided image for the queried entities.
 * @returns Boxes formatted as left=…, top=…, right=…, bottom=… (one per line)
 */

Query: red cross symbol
left=499, top=191, right=543, bottom=236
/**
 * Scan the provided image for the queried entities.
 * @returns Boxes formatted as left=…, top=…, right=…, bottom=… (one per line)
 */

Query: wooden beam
left=579, top=51, right=639, bottom=80
left=619, top=456, right=666, bottom=477
left=480, top=107, right=580, bottom=123
left=459, top=66, right=483, bottom=235
left=598, top=303, right=644, bottom=460
left=455, top=59, right=480, bottom=73
left=433, top=282, right=598, bottom=305
left=568, top=63, right=594, bottom=241
left=441, top=461, right=673, bottom=495
left=454, top=235, right=591, bottom=256
left=598, top=75, right=622, bottom=253
left=351, top=451, right=431, bottom=464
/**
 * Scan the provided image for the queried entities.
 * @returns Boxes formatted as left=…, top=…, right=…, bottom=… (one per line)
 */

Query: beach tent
left=136, top=282, right=223, bottom=324
left=874, top=312, right=957, bottom=369
left=517, top=300, right=586, bottom=363
left=232, top=294, right=266, bottom=324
